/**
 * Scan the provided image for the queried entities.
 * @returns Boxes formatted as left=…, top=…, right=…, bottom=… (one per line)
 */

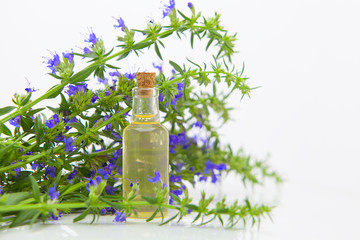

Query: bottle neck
left=131, top=88, right=160, bottom=124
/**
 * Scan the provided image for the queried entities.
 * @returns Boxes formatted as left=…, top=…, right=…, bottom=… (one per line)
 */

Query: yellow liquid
left=123, top=121, right=169, bottom=219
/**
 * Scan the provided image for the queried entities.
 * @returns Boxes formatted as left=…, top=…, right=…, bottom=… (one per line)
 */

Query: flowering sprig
left=0, top=1, right=281, bottom=229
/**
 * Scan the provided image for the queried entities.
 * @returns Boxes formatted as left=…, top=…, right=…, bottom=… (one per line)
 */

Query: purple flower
left=88, top=170, right=96, bottom=178
left=45, top=166, right=56, bottom=178
left=105, top=91, right=111, bottom=96
left=25, top=79, right=37, bottom=93
left=147, top=168, right=161, bottom=183
left=189, top=166, right=194, bottom=171
left=204, top=160, right=212, bottom=174
left=124, top=72, right=136, bottom=80
left=152, top=62, right=163, bottom=72
left=199, top=175, right=207, bottom=182
left=100, top=209, right=107, bottom=215
left=86, top=176, right=103, bottom=192
left=25, top=87, right=36, bottom=93
left=10, top=161, right=21, bottom=176
left=67, top=169, right=78, bottom=181
left=0, top=185, right=3, bottom=195
left=204, top=160, right=227, bottom=174
left=114, top=148, right=123, bottom=158
left=45, top=114, right=59, bottom=128
left=114, top=212, right=126, bottom=223
left=169, top=174, right=181, bottom=183
left=162, top=0, right=176, bottom=18
left=176, top=162, right=184, bottom=172
left=98, top=163, right=115, bottom=180
left=188, top=2, right=193, bottom=9
left=48, top=186, right=59, bottom=201
left=168, top=83, right=184, bottom=107
left=91, top=95, right=99, bottom=103
left=47, top=53, right=60, bottom=74
left=9, top=116, right=21, bottom=128
left=105, top=185, right=117, bottom=195
left=63, top=52, right=74, bottom=62
left=54, top=133, right=64, bottom=142
left=97, top=77, right=109, bottom=85
left=64, top=137, right=76, bottom=152
left=203, top=160, right=227, bottom=183
left=109, top=71, right=120, bottom=77
left=125, top=178, right=139, bottom=187
left=32, top=162, right=45, bottom=171
left=50, top=212, right=62, bottom=220
left=65, top=84, right=87, bottom=97
left=211, top=171, right=220, bottom=183
left=169, top=188, right=183, bottom=204
left=159, top=92, right=164, bottom=102
left=177, top=82, right=184, bottom=91
left=83, top=47, right=92, bottom=54
left=113, top=17, right=125, bottom=31
left=85, top=30, right=99, bottom=45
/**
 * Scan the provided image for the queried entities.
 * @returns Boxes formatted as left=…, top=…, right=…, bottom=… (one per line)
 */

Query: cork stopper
left=136, top=72, right=156, bottom=97
left=136, top=72, right=156, bottom=88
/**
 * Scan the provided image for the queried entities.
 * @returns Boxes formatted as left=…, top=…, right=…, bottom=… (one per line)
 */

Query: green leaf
left=20, top=116, right=34, bottom=132
left=141, top=195, right=158, bottom=205
left=20, top=93, right=32, bottom=106
left=159, top=31, right=173, bottom=39
left=205, top=38, right=215, bottom=51
left=105, top=64, right=120, bottom=69
left=184, top=204, right=199, bottom=211
left=73, top=208, right=91, bottom=223
left=48, top=73, right=64, bottom=80
left=192, top=212, right=201, bottom=223
left=215, top=208, right=229, bottom=214
left=208, top=29, right=222, bottom=38
left=169, top=192, right=181, bottom=203
left=132, top=41, right=152, bottom=50
left=10, top=210, right=39, bottom=228
left=67, top=122, right=86, bottom=134
left=154, top=42, right=162, bottom=60
left=190, top=32, right=194, bottom=48
left=69, top=64, right=100, bottom=84
left=61, top=182, right=85, bottom=196
left=146, top=208, right=159, bottom=222
left=29, top=211, right=41, bottom=227
left=29, top=175, right=40, bottom=202
left=26, top=108, right=45, bottom=116
left=2, top=192, right=31, bottom=205
left=0, top=122, right=12, bottom=136
left=0, top=106, right=16, bottom=116
left=53, top=170, right=62, bottom=187
left=99, top=197, right=124, bottom=210
left=160, top=212, right=179, bottom=226
left=117, top=50, right=130, bottom=60
left=169, top=60, right=183, bottom=74
left=177, top=10, right=190, bottom=20
left=45, top=84, right=63, bottom=99
left=34, top=115, right=44, bottom=144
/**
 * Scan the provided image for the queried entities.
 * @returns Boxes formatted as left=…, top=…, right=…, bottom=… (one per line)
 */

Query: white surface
left=1, top=0, right=360, bottom=239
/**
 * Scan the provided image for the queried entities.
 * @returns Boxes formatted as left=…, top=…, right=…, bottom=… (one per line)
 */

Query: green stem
left=0, top=201, right=155, bottom=212
left=91, top=107, right=131, bottom=132
left=0, top=145, right=65, bottom=173
left=0, top=79, right=70, bottom=124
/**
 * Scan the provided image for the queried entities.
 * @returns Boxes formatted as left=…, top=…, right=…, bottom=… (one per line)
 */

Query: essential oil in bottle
left=122, top=72, right=169, bottom=219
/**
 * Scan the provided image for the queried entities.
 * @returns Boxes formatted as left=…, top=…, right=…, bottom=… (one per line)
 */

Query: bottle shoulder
left=124, top=123, right=169, bottom=134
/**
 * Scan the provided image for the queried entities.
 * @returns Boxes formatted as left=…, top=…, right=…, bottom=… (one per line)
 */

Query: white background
left=1, top=0, right=360, bottom=239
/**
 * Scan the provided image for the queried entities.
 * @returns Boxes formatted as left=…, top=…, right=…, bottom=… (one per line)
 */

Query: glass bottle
left=122, top=72, right=169, bottom=219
